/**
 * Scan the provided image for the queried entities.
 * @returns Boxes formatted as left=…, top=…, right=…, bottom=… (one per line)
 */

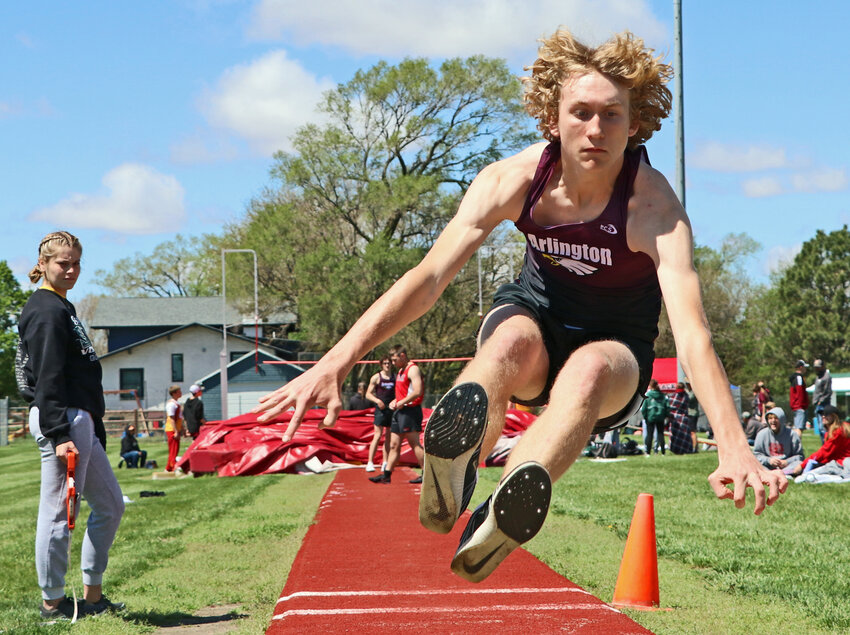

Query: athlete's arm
left=365, top=373, right=384, bottom=409
left=628, top=165, right=787, bottom=515
left=397, top=365, right=424, bottom=408
left=254, top=147, right=542, bottom=441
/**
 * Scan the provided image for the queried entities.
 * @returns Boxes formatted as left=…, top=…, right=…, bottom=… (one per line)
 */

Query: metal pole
left=674, top=0, right=686, bottom=209
left=220, top=251, right=228, bottom=420
left=674, top=0, right=687, bottom=384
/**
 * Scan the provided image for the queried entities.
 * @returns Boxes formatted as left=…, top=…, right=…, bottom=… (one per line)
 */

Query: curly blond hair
left=29, top=231, right=82, bottom=283
left=523, top=29, right=672, bottom=148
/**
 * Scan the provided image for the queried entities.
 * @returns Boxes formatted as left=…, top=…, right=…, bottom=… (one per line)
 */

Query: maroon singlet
left=513, top=141, right=662, bottom=344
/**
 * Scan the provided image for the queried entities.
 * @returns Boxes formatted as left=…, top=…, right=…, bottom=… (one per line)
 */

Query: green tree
left=0, top=261, right=31, bottom=399
left=224, top=56, right=534, bottom=391
left=769, top=226, right=850, bottom=370
left=93, top=233, right=222, bottom=297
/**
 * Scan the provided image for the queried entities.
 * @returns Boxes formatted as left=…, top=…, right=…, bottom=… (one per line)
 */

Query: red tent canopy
left=651, top=357, right=679, bottom=392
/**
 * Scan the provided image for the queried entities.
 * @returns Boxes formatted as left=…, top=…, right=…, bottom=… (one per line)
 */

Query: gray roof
left=91, top=296, right=295, bottom=328
left=98, top=322, right=275, bottom=359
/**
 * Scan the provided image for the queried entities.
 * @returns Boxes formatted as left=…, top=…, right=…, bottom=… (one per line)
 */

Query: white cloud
left=29, top=164, right=186, bottom=234
left=742, top=177, right=784, bottom=198
left=691, top=142, right=789, bottom=173
left=246, top=0, right=667, bottom=60
left=764, top=244, right=801, bottom=277
left=791, top=168, right=847, bottom=193
left=201, top=50, right=334, bottom=156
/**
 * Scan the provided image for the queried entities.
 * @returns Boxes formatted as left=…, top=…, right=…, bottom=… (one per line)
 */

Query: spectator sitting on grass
left=788, top=405, right=850, bottom=477
left=753, top=406, right=804, bottom=473
left=743, top=410, right=765, bottom=445
left=120, top=425, right=147, bottom=468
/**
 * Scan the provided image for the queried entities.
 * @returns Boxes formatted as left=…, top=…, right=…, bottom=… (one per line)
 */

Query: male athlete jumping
left=255, top=28, right=787, bottom=582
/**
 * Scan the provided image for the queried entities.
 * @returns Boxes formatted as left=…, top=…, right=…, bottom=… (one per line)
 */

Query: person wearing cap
left=752, top=406, right=805, bottom=473
left=789, top=405, right=850, bottom=476
left=811, top=359, right=833, bottom=442
left=788, top=360, right=810, bottom=437
left=183, top=384, right=207, bottom=441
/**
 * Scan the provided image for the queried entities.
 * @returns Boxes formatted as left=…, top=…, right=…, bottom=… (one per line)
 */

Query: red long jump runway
left=267, top=468, right=651, bottom=634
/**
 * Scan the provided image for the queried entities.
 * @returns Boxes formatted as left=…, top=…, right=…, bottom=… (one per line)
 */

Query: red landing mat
left=267, top=468, right=651, bottom=634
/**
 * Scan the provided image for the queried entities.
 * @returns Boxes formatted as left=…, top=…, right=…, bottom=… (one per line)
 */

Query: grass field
left=1, top=431, right=848, bottom=634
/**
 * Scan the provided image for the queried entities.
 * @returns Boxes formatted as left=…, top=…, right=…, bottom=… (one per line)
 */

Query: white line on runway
left=277, top=587, right=590, bottom=604
left=272, top=603, right=619, bottom=620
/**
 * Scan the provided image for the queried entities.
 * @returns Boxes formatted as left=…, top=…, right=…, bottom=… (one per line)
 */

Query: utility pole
left=674, top=0, right=687, bottom=383
left=674, top=0, right=686, bottom=209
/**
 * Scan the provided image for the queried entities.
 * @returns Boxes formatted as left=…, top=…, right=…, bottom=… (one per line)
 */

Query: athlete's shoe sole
left=419, top=382, right=489, bottom=534
left=450, top=461, right=551, bottom=583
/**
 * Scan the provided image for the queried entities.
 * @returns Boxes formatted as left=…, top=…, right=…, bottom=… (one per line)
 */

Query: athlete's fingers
left=319, top=398, right=342, bottom=430
left=256, top=394, right=289, bottom=421
left=707, top=471, right=734, bottom=501
left=748, top=473, right=767, bottom=515
left=254, top=385, right=288, bottom=410
left=282, top=399, right=310, bottom=443
left=732, top=473, right=748, bottom=509
left=765, top=470, right=786, bottom=506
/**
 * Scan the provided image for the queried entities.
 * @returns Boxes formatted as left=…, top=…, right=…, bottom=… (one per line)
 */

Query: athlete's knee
left=480, top=321, right=546, bottom=368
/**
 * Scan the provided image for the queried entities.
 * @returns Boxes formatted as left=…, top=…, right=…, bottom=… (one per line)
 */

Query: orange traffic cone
left=611, top=492, right=660, bottom=610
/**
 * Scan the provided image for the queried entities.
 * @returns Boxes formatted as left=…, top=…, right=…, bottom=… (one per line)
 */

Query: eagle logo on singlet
left=542, top=253, right=598, bottom=276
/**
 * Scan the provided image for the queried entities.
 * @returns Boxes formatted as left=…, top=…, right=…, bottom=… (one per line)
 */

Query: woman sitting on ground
left=789, top=405, right=850, bottom=476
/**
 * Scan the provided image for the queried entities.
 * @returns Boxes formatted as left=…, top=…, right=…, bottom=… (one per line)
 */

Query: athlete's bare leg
left=382, top=428, right=391, bottom=464
left=502, top=340, right=639, bottom=480
left=367, top=424, right=382, bottom=465
left=403, top=431, right=425, bottom=467
left=385, top=432, right=402, bottom=471
left=454, top=310, right=549, bottom=459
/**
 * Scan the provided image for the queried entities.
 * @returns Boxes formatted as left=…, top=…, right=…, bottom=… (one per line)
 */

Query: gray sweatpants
left=29, top=407, right=124, bottom=601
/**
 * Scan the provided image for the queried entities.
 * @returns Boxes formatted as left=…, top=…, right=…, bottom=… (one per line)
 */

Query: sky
left=3, top=0, right=848, bottom=299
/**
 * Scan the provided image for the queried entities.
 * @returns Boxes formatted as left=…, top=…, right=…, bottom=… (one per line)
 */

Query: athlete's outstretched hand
left=708, top=446, right=787, bottom=515
left=253, top=360, right=346, bottom=442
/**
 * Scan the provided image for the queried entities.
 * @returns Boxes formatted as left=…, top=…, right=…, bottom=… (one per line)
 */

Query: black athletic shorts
left=390, top=405, right=423, bottom=434
left=373, top=407, right=393, bottom=428
left=481, top=282, right=655, bottom=434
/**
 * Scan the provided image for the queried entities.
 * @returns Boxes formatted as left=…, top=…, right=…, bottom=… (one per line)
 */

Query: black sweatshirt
left=16, top=289, right=106, bottom=448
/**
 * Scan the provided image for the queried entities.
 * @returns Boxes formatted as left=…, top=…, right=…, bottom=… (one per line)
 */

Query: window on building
left=120, top=368, right=144, bottom=400
left=172, top=353, right=184, bottom=382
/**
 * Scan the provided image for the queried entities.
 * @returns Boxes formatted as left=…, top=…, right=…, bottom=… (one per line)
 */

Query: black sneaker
left=40, top=596, right=82, bottom=620
left=419, top=382, right=488, bottom=534
left=450, top=461, right=551, bottom=583
left=81, top=595, right=125, bottom=616
left=408, top=475, right=423, bottom=484
left=369, top=472, right=391, bottom=484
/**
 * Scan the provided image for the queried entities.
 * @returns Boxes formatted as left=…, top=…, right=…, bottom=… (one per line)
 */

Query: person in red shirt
left=788, top=360, right=810, bottom=437
left=790, top=405, right=850, bottom=476
left=369, top=345, right=425, bottom=484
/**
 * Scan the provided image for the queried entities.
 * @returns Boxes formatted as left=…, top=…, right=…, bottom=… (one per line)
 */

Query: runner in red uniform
left=369, top=345, right=425, bottom=484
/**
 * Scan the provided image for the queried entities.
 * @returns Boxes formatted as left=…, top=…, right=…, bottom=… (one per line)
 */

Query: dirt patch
left=153, top=604, right=246, bottom=634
